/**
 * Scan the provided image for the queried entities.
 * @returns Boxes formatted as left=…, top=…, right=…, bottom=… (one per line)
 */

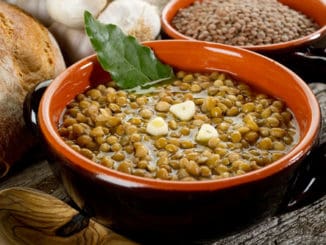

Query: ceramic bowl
left=35, top=40, right=321, bottom=243
left=161, top=0, right=326, bottom=53
left=161, top=0, right=326, bottom=84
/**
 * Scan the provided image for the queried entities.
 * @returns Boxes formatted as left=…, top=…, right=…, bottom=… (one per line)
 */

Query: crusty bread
left=0, top=2, right=66, bottom=177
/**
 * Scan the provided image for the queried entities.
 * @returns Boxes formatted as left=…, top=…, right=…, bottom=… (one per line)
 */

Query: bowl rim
left=161, top=0, right=326, bottom=52
left=39, top=40, right=321, bottom=191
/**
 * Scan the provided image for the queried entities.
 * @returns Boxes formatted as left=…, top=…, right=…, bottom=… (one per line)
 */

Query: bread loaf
left=0, top=2, right=66, bottom=177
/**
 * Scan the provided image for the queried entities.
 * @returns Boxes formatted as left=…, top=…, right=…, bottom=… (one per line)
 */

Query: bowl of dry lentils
left=162, top=0, right=326, bottom=52
left=34, top=40, right=321, bottom=242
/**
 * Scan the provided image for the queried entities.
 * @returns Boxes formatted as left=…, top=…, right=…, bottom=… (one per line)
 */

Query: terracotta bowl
left=161, top=0, right=326, bottom=83
left=36, top=40, right=321, bottom=243
left=161, top=0, right=326, bottom=53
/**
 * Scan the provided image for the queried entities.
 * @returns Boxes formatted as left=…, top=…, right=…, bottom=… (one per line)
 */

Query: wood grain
left=211, top=195, right=326, bottom=245
left=0, top=157, right=325, bottom=244
left=0, top=187, right=137, bottom=245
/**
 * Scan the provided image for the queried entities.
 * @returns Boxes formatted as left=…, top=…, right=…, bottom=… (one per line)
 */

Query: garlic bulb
left=46, top=0, right=108, bottom=29
left=6, top=0, right=53, bottom=26
left=98, top=0, right=161, bottom=42
left=49, top=22, right=93, bottom=64
left=142, top=0, right=171, bottom=13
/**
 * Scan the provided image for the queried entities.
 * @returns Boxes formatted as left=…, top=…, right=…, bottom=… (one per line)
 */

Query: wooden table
left=0, top=150, right=325, bottom=244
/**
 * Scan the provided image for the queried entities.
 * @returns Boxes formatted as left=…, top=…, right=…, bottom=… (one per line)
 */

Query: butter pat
left=146, top=116, right=168, bottom=136
left=169, top=100, right=195, bottom=121
left=196, top=124, right=218, bottom=142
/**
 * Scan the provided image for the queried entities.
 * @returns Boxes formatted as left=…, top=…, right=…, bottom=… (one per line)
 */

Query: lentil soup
left=58, top=70, right=299, bottom=181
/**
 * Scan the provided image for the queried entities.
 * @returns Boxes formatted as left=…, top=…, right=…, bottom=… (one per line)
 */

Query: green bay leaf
left=84, top=11, right=174, bottom=89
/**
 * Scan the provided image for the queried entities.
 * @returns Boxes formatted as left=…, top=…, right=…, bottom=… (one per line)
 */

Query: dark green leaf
left=84, top=11, right=174, bottom=89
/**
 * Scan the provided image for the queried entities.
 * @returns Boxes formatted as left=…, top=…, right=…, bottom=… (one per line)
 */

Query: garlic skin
left=46, top=0, right=108, bottom=29
left=98, top=0, right=161, bottom=42
left=142, top=0, right=171, bottom=13
left=49, top=0, right=162, bottom=63
left=6, top=0, right=53, bottom=26
left=49, top=22, right=94, bottom=64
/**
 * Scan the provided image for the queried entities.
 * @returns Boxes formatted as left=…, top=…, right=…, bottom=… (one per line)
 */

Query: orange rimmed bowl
left=161, top=0, right=326, bottom=83
left=162, top=0, right=326, bottom=53
left=28, top=40, right=323, bottom=243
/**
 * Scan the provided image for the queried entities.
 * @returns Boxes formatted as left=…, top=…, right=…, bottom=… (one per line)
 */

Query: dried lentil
left=171, top=0, right=319, bottom=46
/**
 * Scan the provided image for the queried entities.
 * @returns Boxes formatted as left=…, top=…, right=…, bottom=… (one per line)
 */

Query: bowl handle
left=268, top=36, right=326, bottom=84
left=292, top=47, right=326, bottom=83
left=23, top=79, right=52, bottom=136
left=293, top=47, right=326, bottom=64
left=279, top=83, right=326, bottom=212
left=23, top=79, right=93, bottom=235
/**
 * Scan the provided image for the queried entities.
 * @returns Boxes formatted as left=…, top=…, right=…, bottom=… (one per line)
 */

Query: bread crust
left=0, top=2, right=66, bottom=177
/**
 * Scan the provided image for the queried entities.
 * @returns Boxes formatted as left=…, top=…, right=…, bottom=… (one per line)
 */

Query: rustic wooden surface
left=0, top=152, right=325, bottom=245
left=0, top=187, right=137, bottom=245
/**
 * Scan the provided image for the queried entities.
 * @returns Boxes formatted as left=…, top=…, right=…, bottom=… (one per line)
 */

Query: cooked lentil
left=58, top=70, right=299, bottom=181
left=171, top=0, right=319, bottom=46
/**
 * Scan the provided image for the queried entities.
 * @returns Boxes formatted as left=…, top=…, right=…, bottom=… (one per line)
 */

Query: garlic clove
left=146, top=117, right=169, bottom=136
left=196, top=124, right=219, bottom=143
left=169, top=100, right=196, bottom=121
left=46, top=0, right=108, bottom=29
left=49, top=22, right=94, bottom=64
left=97, top=0, right=161, bottom=41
